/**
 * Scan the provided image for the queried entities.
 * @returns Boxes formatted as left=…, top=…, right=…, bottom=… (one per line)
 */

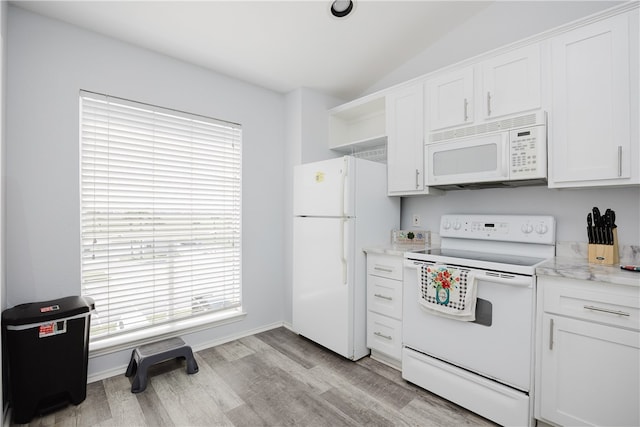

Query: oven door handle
left=404, top=260, right=427, bottom=269
left=404, top=260, right=531, bottom=287
left=479, top=272, right=532, bottom=287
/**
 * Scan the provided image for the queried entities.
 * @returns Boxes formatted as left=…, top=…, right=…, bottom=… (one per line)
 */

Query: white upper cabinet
left=427, top=67, right=474, bottom=131
left=427, top=44, right=541, bottom=134
left=386, top=83, right=441, bottom=196
left=328, top=3, right=637, bottom=191
left=548, top=11, right=638, bottom=187
left=482, top=44, right=541, bottom=120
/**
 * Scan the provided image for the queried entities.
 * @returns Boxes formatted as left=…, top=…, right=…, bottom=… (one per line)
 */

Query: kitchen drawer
left=541, top=276, right=640, bottom=331
left=367, top=254, right=403, bottom=281
left=367, top=275, right=402, bottom=320
left=367, top=311, right=402, bottom=361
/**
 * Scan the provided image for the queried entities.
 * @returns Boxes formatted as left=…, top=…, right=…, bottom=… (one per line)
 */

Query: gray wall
left=6, top=6, right=286, bottom=376
left=401, top=186, right=640, bottom=248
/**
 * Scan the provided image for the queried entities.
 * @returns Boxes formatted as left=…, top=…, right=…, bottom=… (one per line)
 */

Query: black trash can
left=2, top=296, right=94, bottom=424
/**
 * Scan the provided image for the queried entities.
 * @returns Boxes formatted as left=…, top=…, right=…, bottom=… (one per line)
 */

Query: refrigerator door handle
left=341, top=218, right=348, bottom=285
left=341, top=158, right=348, bottom=217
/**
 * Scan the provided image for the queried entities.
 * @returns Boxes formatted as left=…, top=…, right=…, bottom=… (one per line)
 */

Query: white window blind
left=80, top=91, right=242, bottom=341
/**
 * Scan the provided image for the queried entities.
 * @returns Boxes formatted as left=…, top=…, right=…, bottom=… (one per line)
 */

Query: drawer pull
left=374, top=266, right=394, bottom=273
left=374, top=331, right=392, bottom=340
left=374, top=293, right=393, bottom=301
left=549, top=318, right=554, bottom=350
left=583, top=305, right=630, bottom=317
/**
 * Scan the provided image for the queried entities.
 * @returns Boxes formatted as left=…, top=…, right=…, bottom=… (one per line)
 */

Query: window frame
left=79, top=90, right=243, bottom=351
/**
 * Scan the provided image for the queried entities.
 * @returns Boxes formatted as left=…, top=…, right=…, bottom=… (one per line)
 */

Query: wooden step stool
left=125, top=337, right=199, bottom=393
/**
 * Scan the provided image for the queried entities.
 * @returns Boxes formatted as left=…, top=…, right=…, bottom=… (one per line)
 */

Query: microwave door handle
left=501, top=133, right=510, bottom=178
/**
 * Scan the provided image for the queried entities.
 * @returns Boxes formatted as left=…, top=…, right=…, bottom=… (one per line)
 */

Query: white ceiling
left=8, top=0, right=498, bottom=99
left=10, top=1, right=621, bottom=100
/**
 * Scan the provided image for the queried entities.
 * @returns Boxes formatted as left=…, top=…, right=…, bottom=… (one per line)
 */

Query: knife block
left=588, top=228, right=619, bottom=265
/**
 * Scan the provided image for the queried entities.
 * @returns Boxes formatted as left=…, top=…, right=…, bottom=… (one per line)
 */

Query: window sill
left=88, top=308, right=246, bottom=358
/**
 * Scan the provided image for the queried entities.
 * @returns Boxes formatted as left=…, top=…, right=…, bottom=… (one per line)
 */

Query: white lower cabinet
left=367, top=312, right=402, bottom=361
left=366, top=253, right=404, bottom=368
left=536, top=276, right=640, bottom=427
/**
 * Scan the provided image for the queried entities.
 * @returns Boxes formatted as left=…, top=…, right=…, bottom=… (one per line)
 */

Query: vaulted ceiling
left=11, top=1, right=621, bottom=100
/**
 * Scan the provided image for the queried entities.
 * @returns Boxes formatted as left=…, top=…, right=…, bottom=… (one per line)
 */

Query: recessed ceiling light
left=330, top=0, right=354, bottom=18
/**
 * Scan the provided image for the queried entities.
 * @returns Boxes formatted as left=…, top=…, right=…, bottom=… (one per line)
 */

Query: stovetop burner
left=411, top=248, right=547, bottom=267
left=406, top=214, right=556, bottom=275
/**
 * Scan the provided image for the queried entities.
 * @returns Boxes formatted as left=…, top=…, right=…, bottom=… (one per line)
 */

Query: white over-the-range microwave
left=425, top=111, right=547, bottom=190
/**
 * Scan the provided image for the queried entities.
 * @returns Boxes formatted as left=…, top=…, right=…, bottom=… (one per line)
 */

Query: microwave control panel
left=510, top=125, right=546, bottom=179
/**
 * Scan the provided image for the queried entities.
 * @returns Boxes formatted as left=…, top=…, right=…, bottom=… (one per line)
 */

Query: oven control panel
left=441, top=214, right=555, bottom=244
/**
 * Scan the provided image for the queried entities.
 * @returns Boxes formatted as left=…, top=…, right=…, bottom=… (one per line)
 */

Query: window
left=80, top=91, right=242, bottom=342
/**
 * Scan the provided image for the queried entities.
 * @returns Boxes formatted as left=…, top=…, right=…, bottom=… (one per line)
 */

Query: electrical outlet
left=412, top=214, right=421, bottom=227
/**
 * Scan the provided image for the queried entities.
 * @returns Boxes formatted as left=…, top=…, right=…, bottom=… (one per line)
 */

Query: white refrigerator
left=292, top=156, right=400, bottom=360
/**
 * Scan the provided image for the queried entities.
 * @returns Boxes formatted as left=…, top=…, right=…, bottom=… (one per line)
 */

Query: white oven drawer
left=367, top=254, right=403, bottom=281
left=367, top=275, right=402, bottom=320
left=541, top=276, right=640, bottom=331
left=403, top=347, right=530, bottom=427
left=367, top=312, right=402, bottom=360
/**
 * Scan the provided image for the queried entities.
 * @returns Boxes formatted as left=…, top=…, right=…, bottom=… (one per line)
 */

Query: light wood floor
left=13, top=327, right=497, bottom=426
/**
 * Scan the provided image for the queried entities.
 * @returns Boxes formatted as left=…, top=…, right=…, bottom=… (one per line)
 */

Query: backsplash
left=556, top=241, right=640, bottom=264
left=401, top=186, right=639, bottom=247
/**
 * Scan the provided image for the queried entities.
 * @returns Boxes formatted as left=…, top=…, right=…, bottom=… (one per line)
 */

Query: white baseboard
left=87, top=321, right=287, bottom=383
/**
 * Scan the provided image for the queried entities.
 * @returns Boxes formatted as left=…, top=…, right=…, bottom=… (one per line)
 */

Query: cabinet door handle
left=549, top=318, right=554, bottom=350
left=463, top=98, right=469, bottom=121
left=618, top=146, right=622, bottom=177
left=584, top=305, right=630, bottom=317
left=374, top=293, right=393, bottom=301
left=374, top=266, right=393, bottom=273
left=486, top=91, right=492, bottom=116
left=374, top=331, right=392, bottom=340
left=415, top=169, right=420, bottom=189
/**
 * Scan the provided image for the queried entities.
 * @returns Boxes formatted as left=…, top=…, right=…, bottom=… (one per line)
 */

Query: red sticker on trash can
left=39, top=323, right=55, bottom=337
left=39, top=321, right=66, bottom=338
left=40, top=305, right=60, bottom=313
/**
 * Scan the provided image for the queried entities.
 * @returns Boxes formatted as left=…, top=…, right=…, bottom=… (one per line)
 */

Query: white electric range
left=403, top=214, right=556, bottom=427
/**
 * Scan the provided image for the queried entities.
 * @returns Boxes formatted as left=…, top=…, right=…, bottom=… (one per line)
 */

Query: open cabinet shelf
left=329, top=95, right=386, bottom=150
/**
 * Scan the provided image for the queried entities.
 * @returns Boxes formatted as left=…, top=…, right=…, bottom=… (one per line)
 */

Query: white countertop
left=536, top=257, right=640, bottom=287
left=366, top=242, right=640, bottom=287
left=364, top=246, right=425, bottom=257
left=536, top=241, right=640, bottom=287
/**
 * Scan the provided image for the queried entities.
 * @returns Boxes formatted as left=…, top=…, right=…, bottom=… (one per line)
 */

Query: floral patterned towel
left=417, top=264, right=477, bottom=321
